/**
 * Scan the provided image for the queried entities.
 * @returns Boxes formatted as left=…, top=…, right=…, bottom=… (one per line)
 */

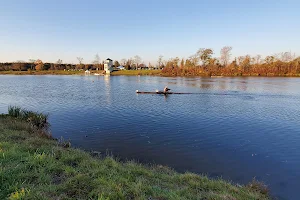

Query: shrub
left=246, top=178, right=269, bottom=196
left=8, top=106, right=50, bottom=131
left=8, top=106, right=22, bottom=118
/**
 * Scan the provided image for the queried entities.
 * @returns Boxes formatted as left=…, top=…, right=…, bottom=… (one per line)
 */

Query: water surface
left=0, top=75, right=299, bottom=199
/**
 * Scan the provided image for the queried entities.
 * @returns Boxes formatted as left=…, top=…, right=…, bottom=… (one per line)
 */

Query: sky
left=0, top=0, right=299, bottom=64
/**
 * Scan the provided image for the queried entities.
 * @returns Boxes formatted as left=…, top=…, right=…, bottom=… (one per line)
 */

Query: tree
left=53, top=59, right=63, bottom=70
left=220, top=46, right=232, bottom=66
left=280, top=51, right=295, bottom=62
left=35, top=59, right=44, bottom=71
left=12, top=62, right=27, bottom=71
left=265, top=56, right=275, bottom=65
left=133, top=55, right=141, bottom=70
left=208, top=58, right=219, bottom=65
left=76, top=57, right=83, bottom=65
left=238, top=55, right=251, bottom=72
left=197, top=48, right=214, bottom=66
left=93, top=54, right=101, bottom=70
left=180, top=58, right=185, bottom=68
left=29, top=59, right=36, bottom=70
left=185, top=59, right=194, bottom=68
left=125, top=59, right=133, bottom=70
left=173, top=57, right=180, bottom=68
left=252, top=55, right=262, bottom=65
left=121, top=58, right=127, bottom=66
left=56, top=59, right=63, bottom=65
left=157, top=55, right=163, bottom=68
left=114, top=60, right=120, bottom=68
left=189, top=54, right=199, bottom=67
left=76, top=57, right=84, bottom=70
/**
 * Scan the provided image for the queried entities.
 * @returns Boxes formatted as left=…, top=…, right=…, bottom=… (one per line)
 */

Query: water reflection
left=104, top=75, right=111, bottom=104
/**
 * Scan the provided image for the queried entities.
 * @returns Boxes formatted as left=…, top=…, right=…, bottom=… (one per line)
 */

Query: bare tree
left=121, top=58, right=127, bottom=66
left=93, top=54, right=101, bottom=70
left=29, top=59, right=36, bottom=70
left=77, top=57, right=83, bottom=65
left=56, top=59, right=63, bottom=65
left=93, top=54, right=100, bottom=64
left=189, top=54, right=199, bottom=67
left=133, top=55, right=142, bottom=70
left=251, top=55, right=262, bottom=65
left=280, top=51, right=295, bottom=62
left=220, top=46, right=232, bottom=66
left=157, top=55, right=163, bottom=68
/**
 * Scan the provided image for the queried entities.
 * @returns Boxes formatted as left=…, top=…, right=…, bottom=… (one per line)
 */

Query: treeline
left=161, top=47, right=300, bottom=76
left=0, top=61, right=155, bottom=72
left=0, top=54, right=154, bottom=71
left=2, top=49, right=300, bottom=76
left=0, top=61, right=103, bottom=71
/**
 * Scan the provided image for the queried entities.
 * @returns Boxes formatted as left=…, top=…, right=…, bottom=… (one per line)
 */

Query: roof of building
left=106, top=58, right=113, bottom=61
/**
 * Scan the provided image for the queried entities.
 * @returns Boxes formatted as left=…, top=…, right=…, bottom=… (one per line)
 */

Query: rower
left=164, top=86, right=171, bottom=93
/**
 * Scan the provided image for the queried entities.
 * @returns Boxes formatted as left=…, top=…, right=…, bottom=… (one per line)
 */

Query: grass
left=0, top=70, right=85, bottom=75
left=0, top=70, right=162, bottom=76
left=8, top=106, right=50, bottom=135
left=111, top=70, right=162, bottom=76
left=0, top=110, right=270, bottom=200
left=1, top=69, right=300, bottom=78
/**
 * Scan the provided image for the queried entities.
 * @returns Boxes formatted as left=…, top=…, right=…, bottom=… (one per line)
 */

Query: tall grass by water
left=7, top=106, right=50, bottom=136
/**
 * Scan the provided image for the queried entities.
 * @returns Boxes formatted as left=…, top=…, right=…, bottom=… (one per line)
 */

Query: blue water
left=0, top=75, right=299, bottom=199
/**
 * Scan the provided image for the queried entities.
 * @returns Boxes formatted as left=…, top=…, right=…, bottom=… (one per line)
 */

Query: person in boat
left=164, top=86, right=171, bottom=93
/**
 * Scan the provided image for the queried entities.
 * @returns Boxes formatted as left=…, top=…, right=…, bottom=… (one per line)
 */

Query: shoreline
left=1, top=70, right=300, bottom=77
left=0, top=109, right=270, bottom=200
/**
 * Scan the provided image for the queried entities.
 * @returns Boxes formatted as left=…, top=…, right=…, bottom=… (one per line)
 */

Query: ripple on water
left=0, top=75, right=300, bottom=199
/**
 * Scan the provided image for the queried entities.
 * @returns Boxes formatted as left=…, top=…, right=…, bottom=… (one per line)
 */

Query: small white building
left=117, top=66, right=125, bottom=70
left=85, top=70, right=90, bottom=75
left=104, top=58, right=113, bottom=74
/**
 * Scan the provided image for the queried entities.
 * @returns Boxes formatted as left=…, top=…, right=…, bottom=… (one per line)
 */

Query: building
left=117, top=66, right=125, bottom=70
left=104, top=58, right=113, bottom=74
left=138, top=63, right=148, bottom=70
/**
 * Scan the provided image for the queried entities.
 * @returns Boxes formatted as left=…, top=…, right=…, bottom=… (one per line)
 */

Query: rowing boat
left=136, top=90, right=193, bottom=95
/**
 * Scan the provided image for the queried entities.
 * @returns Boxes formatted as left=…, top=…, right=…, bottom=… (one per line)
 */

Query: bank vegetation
left=161, top=47, right=300, bottom=76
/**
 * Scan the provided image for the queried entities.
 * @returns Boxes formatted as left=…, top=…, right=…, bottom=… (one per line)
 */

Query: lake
left=0, top=75, right=299, bottom=199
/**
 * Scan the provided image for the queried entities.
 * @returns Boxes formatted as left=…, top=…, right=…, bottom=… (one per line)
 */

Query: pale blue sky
left=0, top=0, right=299, bottom=64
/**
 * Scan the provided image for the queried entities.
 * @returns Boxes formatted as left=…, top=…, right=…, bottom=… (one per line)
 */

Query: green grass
left=8, top=106, right=50, bottom=134
left=0, top=114, right=270, bottom=200
left=111, top=70, right=162, bottom=76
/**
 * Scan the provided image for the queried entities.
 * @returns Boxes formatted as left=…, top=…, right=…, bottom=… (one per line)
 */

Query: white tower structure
left=104, top=58, right=113, bottom=74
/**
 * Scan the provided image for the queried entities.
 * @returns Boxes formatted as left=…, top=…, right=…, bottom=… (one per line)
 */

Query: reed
left=8, top=106, right=50, bottom=132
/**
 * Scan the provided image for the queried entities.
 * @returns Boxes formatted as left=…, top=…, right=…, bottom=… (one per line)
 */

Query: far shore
left=0, top=70, right=162, bottom=76
left=0, top=70, right=300, bottom=77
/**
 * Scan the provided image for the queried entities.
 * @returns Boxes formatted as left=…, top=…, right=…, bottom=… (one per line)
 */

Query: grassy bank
left=0, top=70, right=161, bottom=76
left=111, top=70, right=162, bottom=76
left=0, top=70, right=86, bottom=75
left=1, top=69, right=300, bottom=77
left=0, top=109, right=270, bottom=200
